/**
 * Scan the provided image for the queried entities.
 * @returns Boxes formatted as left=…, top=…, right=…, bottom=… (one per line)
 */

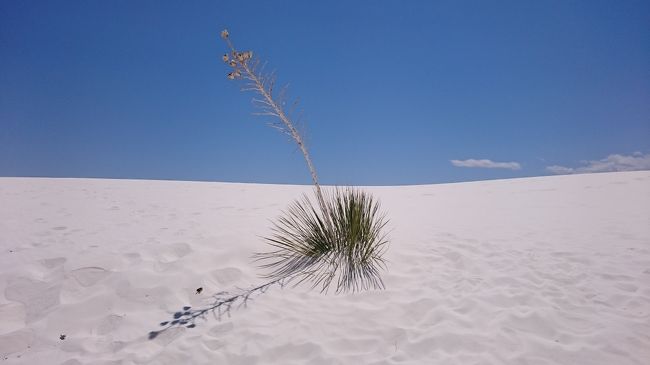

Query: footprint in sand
left=202, top=338, right=225, bottom=350
left=211, top=267, right=243, bottom=286
left=152, top=326, right=186, bottom=346
left=0, top=302, right=26, bottom=335
left=96, top=314, right=124, bottom=335
left=156, top=242, right=192, bottom=264
left=60, top=359, right=82, bottom=365
left=0, top=329, right=33, bottom=357
left=4, top=277, right=61, bottom=323
left=266, top=342, right=324, bottom=361
left=40, top=257, right=66, bottom=269
left=69, top=267, right=111, bottom=287
left=208, top=322, right=234, bottom=337
left=123, top=252, right=142, bottom=265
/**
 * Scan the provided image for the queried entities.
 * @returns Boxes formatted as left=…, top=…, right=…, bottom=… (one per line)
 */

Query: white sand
left=1, top=171, right=649, bottom=364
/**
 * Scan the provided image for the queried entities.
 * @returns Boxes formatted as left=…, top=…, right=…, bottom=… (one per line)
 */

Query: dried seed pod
left=220, top=29, right=229, bottom=39
left=222, top=54, right=229, bottom=63
left=229, top=60, right=237, bottom=67
left=227, top=70, right=241, bottom=80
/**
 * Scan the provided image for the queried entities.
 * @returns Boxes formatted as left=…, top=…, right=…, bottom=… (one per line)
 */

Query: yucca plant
left=220, top=29, right=389, bottom=293
left=148, top=29, right=391, bottom=340
left=256, top=187, right=388, bottom=293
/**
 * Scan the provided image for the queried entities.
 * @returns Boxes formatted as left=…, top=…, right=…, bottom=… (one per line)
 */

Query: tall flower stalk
left=220, top=30, right=324, bottom=208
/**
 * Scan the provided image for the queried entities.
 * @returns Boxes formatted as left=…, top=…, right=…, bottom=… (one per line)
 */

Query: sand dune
left=1, top=171, right=649, bottom=364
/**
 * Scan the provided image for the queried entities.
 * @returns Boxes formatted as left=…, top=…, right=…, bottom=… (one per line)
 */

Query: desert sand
left=1, top=171, right=649, bottom=364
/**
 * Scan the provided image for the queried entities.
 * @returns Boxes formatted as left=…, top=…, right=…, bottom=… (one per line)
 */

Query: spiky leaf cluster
left=256, top=188, right=389, bottom=294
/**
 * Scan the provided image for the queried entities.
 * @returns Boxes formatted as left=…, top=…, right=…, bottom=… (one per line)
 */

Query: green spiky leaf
left=255, top=188, right=389, bottom=293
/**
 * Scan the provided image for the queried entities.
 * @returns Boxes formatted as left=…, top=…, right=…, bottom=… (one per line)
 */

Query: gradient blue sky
left=1, top=0, right=649, bottom=185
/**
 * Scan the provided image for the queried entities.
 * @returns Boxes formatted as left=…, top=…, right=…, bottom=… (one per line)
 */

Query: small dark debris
left=183, top=306, right=191, bottom=310
left=148, top=331, right=159, bottom=340
left=59, top=334, right=66, bottom=340
left=196, top=287, right=203, bottom=294
left=160, top=321, right=169, bottom=326
left=187, top=324, right=196, bottom=328
left=173, top=312, right=182, bottom=319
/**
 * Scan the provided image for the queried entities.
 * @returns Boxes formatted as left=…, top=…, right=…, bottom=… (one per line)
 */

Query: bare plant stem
left=222, top=35, right=325, bottom=208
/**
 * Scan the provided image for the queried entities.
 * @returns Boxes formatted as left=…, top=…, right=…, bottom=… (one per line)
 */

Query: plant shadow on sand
left=148, top=278, right=286, bottom=340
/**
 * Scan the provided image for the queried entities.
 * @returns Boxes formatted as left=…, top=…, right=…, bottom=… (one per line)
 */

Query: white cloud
left=451, top=159, right=522, bottom=170
left=546, top=153, right=650, bottom=175
left=546, top=165, right=575, bottom=174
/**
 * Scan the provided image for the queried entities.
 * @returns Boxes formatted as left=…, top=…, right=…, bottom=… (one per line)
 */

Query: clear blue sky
left=1, top=0, right=648, bottom=185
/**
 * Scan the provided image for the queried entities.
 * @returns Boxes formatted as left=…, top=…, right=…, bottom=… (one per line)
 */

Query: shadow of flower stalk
left=148, top=277, right=287, bottom=340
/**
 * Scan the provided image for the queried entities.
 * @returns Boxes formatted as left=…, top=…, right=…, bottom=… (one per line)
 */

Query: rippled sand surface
left=1, top=171, right=649, bottom=364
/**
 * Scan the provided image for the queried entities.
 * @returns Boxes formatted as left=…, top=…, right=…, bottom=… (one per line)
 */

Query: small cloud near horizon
left=547, top=152, right=650, bottom=175
left=451, top=159, right=522, bottom=170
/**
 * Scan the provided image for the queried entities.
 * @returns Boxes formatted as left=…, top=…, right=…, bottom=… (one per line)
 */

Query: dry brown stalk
left=220, top=30, right=325, bottom=207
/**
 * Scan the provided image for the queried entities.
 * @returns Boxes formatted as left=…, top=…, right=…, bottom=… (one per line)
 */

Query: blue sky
left=1, top=0, right=648, bottom=185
